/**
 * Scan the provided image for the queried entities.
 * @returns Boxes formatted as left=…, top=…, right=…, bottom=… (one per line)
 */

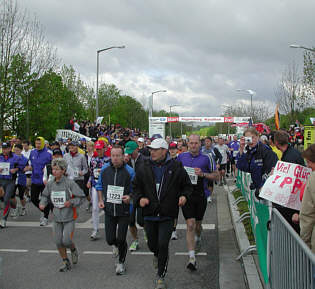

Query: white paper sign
left=51, top=191, right=66, bottom=208
left=0, top=162, right=10, bottom=176
left=184, top=166, right=198, bottom=185
left=107, top=185, right=124, bottom=204
left=259, top=161, right=311, bottom=210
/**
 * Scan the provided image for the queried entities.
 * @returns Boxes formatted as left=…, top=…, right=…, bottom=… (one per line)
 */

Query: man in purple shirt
left=177, top=134, right=219, bottom=271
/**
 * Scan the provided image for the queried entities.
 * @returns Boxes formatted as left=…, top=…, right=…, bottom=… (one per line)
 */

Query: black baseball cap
left=52, top=148, right=63, bottom=156
left=2, top=142, right=11, bottom=148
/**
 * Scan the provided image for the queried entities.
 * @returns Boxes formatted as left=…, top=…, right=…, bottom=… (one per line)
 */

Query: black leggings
left=144, top=218, right=174, bottom=278
left=105, top=214, right=129, bottom=263
left=31, top=183, right=51, bottom=219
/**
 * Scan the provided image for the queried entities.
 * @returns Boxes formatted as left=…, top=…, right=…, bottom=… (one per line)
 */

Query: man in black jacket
left=274, top=130, right=305, bottom=233
left=133, top=138, right=192, bottom=289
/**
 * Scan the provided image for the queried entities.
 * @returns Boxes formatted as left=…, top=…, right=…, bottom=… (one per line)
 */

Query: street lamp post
left=289, top=44, right=315, bottom=53
left=149, top=90, right=167, bottom=118
left=236, top=89, right=256, bottom=120
left=96, top=45, right=125, bottom=119
left=169, top=104, right=180, bottom=139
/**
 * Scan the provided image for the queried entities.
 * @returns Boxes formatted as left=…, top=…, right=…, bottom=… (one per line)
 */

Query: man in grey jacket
left=39, top=158, right=85, bottom=272
left=64, top=141, right=88, bottom=193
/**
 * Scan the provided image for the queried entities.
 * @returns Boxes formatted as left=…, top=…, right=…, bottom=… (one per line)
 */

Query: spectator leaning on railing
left=299, top=144, right=315, bottom=253
left=273, top=130, right=305, bottom=234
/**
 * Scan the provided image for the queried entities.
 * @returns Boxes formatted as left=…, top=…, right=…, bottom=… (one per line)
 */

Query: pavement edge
left=225, top=184, right=264, bottom=289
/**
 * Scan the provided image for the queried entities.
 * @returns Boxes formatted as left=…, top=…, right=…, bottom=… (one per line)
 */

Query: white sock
left=189, top=250, right=195, bottom=258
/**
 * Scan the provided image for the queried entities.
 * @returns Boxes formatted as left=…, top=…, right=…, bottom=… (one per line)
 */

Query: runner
left=39, top=158, right=85, bottom=272
left=214, top=137, right=229, bottom=186
left=0, top=142, right=19, bottom=228
left=64, top=141, right=88, bottom=198
left=228, top=135, right=240, bottom=180
left=177, top=134, right=219, bottom=271
left=87, top=140, right=110, bottom=240
left=133, top=138, right=192, bottom=289
left=11, top=144, right=28, bottom=217
left=25, top=137, right=52, bottom=226
left=96, top=145, right=135, bottom=275
left=124, top=141, right=148, bottom=251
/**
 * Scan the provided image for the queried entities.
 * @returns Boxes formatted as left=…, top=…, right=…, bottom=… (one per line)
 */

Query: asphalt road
left=0, top=190, right=220, bottom=289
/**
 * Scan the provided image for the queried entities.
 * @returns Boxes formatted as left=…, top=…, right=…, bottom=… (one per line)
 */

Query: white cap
left=147, top=138, right=168, bottom=150
left=137, top=137, right=144, bottom=143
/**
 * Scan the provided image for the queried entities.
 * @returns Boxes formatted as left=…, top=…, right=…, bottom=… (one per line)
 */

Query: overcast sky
left=18, top=0, right=315, bottom=117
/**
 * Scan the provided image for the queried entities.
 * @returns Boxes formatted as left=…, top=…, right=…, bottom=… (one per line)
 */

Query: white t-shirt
left=214, top=144, right=229, bottom=165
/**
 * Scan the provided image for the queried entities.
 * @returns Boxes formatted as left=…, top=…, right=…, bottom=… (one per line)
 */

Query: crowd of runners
left=0, top=122, right=314, bottom=289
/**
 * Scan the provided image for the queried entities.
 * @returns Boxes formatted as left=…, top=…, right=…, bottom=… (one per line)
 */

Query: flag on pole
left=275, top=104, right=280, bottom=130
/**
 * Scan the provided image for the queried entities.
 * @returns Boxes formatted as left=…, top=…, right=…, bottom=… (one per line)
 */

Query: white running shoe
left=90, top=230, right=98, bottom=240
left=40, top=217, right=48, bottom=226
left=186, top=257, right=197, bottom=271
left=0, top=219, right=6, bottom=228
left=171, top=231, right=178, bottom=240
left=207, top=196, right=212, bottom=203
left=20, top=207, right=26, bottom=216
left=115, top=263, right=125, bottom=275
left=10, top=208, right=18, bottom=218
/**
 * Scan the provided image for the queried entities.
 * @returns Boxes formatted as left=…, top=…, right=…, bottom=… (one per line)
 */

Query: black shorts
left=182, top=194, right=207, bottom=221
left=129, top=206, right=144, bottom=227
left=16, top=184, right=26, bottom=199
left=230, top=158, right=236, bottom=165
left=218, top=164, right=226, bottom=171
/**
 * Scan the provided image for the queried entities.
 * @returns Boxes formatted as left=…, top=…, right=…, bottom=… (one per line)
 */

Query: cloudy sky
left=17, top=0, right=315, bottom=117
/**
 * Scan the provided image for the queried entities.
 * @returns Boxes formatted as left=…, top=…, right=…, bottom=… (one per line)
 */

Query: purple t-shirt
left=177, top=152, right=216, bottom=198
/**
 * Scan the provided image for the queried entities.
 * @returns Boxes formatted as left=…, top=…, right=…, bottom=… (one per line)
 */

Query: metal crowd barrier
left=269, top=208, right=315, bottom=289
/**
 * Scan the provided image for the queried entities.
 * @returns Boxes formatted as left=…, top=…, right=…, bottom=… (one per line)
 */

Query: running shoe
left=115, top=263, right=125, bottom=275
left=171, top=231, right=178, bottom=240
left=10, top=208, right=18, bottom=218
left=186, top=257, right=197, bottom=271
left=20, top=207, right=26, bottom=216
left=71, top=248, right=79, bottom=264
left=129, top=240, right=139, bottom=251
left=59, top=259, right=71, bottom=272
left=207, top=196, right=212, bottom=203
left=0, top=219, right=6, bottom=228
left=155, top=278, right=166, bottom=289
left=112, top=245, right=119, bottom=258
left=90, top=230, right=98, bottom=240
left=40, top=217, right=48, bottom=226
left=153, top=256, right=158, bottom=269
left=86, top=202, right=92, bottom=212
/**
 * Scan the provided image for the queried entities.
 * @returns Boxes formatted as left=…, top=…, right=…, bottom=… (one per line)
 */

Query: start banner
left=259, top=161, right=311, bottom=211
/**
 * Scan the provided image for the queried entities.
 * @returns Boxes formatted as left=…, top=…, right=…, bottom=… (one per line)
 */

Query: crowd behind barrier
left=236, top=170, right=315, bottom=289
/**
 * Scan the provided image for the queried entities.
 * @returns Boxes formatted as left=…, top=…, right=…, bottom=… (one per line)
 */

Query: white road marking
left=6, top=221, right=216, bottom=230
left=175, top=252, right=207, bottom=256
left=131, top=252, right=154, bottom=255
left=0, top=249, right=29, bottom=253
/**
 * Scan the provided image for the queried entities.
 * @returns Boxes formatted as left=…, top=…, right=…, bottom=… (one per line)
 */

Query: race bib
left=93, top=168, right=101, bottom=180
left=0, top=162, right=10, bottom=176
left=73, top=168, right=79, bottom=178
left=184, top=166, right=198, bottom=185
left=51, top=191, right=66, bottom=208
left=107, top=185, right=124, bottom=204
left=233, top=150, right=239, bottom=157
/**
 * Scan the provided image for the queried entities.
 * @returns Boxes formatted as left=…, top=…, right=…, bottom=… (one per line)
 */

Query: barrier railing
left=236, top=170, right=315, bottom=288
left=269, top=208, right=315, bottom=289
left=236, top=170, right=270, bottom=285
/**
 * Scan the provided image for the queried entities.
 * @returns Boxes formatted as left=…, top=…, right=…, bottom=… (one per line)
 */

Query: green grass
left=232, top=190, right=256, bottom=245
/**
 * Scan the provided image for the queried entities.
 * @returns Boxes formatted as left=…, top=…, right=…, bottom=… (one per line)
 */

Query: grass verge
left=232, top=190, right=256, bottom=245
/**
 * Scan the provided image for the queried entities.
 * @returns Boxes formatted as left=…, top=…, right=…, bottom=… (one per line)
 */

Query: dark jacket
left=127, top=153, right=149, bottom=172
left=133, top=157, right=193, bottom=219
left=236, top=142, right=278, bottom=190
left=95, top=161, right=135, bottom=217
